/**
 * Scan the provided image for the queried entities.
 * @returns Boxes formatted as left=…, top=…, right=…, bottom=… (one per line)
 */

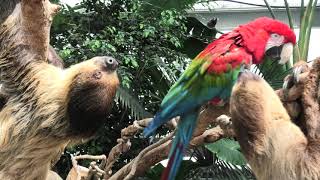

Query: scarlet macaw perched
left=143, top=17, right=296, bottom=180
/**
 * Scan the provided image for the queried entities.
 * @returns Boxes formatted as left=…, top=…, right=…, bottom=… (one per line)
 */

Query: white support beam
left=188, top=7, right=320, bottom=31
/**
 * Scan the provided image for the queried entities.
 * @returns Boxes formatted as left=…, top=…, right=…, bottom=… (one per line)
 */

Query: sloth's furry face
left=67, top=56, right=119, bottom=136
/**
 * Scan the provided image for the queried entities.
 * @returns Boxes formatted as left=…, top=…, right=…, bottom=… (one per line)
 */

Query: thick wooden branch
left=108, top=108, right=233, bottom=180
left=193, top=104, right=230, bottom=137
left=66, top=155, right=107, bottom=180
left=109, top=140, right=171, bottom=180
left=191, top=115, right=235, bottom=146
left=103, top=118, right=152, bottom=179
left=123, top=132, right=175, bottom=180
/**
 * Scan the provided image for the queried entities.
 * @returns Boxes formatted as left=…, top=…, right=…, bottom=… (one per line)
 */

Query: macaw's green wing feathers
left=143, top=31, right=252, bottom=137
left=161, top=59, right=204, bottom=105
left=144, top=64, right=242, bottom=137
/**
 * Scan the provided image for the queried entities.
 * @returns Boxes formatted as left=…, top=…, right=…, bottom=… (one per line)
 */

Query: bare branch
left=123, top=132, right=175, bottom=180
left=108, top=109, right=233, bottom=180
left=103, top=118, right=152, bottom=179
left=66, top=155, right=107, bottom=180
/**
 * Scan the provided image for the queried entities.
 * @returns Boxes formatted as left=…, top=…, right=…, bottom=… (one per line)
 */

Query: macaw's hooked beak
left=265, top=43, right=294, bottom=65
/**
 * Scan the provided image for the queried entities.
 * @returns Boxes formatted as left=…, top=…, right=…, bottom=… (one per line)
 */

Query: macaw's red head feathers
left=237, top=17, right=296, bottom=64
left=249, top=17, right=296, bottom=44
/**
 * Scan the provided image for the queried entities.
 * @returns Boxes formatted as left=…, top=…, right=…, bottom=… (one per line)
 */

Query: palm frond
left=185, top=159, right=255, bottom=180
left=116, top=86, right=153, bottom=119
left=254, top=57, right=291, bottom=89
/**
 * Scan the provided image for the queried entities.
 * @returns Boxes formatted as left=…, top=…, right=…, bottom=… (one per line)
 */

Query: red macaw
left=143, top=17, right=296, bottom=180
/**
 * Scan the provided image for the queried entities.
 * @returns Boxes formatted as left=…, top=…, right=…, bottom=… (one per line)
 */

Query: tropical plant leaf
left=116, top=86, right=153, bottom=119
left=252, top=56, right=291, bottom=89
left=297, top=0, right=318, bottom=62
left=301, top=0, right=318, bottom=61
left=205, top=138, right=247, bottom=165
left=144, top=163, right=165, bottom=179
left=179, top=16, right=217, bottom=59
left=143, top=149, right=255, bottom=180
left=185, top=159, right=256, bottom=180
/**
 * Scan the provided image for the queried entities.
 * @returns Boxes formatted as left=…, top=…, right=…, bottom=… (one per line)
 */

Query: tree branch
left=103, top=118, right=152, bottom=179
left=108, top=107, right=233, bottom=180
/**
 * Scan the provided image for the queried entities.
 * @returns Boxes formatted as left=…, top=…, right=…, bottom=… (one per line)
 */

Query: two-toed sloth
left=0, top=1, right=119, bottom=180
left=230, top=72, right=320, bottom=180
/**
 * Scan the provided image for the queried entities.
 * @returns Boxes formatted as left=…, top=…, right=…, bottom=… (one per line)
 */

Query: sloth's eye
left=107, top=58, right=114, bottom=64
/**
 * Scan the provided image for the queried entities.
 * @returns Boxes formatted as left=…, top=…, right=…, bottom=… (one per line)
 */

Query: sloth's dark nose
left=102, top=56, right=119, bottom=71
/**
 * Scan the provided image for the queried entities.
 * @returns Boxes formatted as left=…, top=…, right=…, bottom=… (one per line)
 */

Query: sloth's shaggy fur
left=230, top=72, right=320, bottom=180
left=0, top=2, right=119, bottom=179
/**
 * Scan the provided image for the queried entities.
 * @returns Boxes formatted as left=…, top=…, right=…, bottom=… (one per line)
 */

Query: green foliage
left=181, top=16, right=217, bottom=59
left=116, top=86, right=152, bottom=119
left=51, top=0, right=191, bottom=177
left=51, top=0, right=243, bottom=177
left=253, top=57, right=290, bottom=89
left=185, top=159, right=256, bottom=180
left=144, top=163, right=165, bottom=179
left=297, top=0, right=318, bottom=62
left=205, top=138, right=246, bottom=165
left=52, top=0, right=190, bottom=117
left=144, top=159, right=255, bottom=180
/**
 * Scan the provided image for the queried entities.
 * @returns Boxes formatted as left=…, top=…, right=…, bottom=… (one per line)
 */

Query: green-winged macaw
left=143, top=17, right=296, bottom=180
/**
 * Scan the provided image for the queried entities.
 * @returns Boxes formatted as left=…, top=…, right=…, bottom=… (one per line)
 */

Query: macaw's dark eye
left=265, top=44, right=284, bottom=61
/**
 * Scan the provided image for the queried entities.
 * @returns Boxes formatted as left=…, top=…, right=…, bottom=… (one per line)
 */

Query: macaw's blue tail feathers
left=143, top=112, right=164, bottom=137
left=161, top=111, right=198, bottom=180
left=143, top=90, right=189, bottom=138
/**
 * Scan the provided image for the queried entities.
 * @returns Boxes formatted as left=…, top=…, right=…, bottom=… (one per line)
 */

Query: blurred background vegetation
left=50, top=0, right=318, bottom=179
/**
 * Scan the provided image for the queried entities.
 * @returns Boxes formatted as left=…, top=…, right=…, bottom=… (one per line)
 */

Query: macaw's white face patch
left=265, top=33, right=293, bottom=65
